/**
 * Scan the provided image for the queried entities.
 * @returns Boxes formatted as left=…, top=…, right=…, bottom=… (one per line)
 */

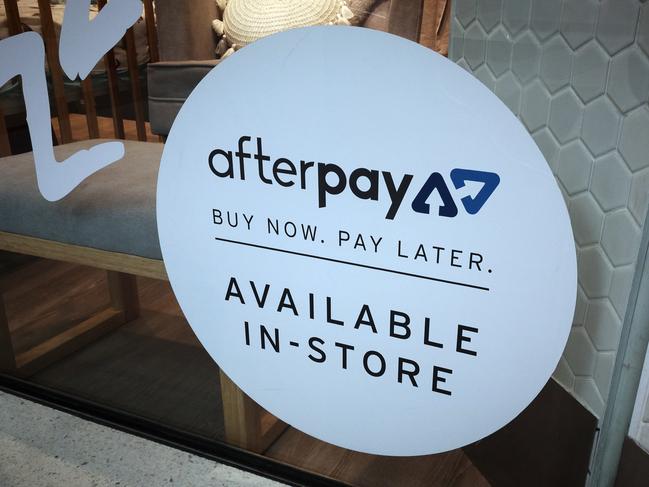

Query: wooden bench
left=0, top=0, right=285, bottom=453
left=0, top=140, right=286, bottom=452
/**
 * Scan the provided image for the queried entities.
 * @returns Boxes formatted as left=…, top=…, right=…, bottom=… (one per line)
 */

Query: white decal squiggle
left=0, top=1, right=141, bottom=201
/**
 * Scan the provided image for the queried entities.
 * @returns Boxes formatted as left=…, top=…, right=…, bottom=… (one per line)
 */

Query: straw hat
left=213, top=0, right=354, bottom=57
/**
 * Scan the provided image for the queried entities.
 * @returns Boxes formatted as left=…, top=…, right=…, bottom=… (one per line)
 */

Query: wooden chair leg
left=107, top=271, right=140, bottom=321
left=0, top=293, right=17, bottom=372
left=220, top=370, right=288, bottom=453
left=8, top=271, right=140, bottom=377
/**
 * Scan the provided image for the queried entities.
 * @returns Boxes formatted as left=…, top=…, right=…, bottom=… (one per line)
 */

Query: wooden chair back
left=388, top=0, right=450, bottom=55
left=0, top=0, right=159, bottom=156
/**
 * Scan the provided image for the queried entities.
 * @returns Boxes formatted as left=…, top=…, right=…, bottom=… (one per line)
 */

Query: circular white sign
left=157, top=26, right=576, bottom=456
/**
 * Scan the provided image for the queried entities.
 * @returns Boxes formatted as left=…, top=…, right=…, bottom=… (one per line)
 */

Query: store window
left=0, top=1, right=648, bottom=485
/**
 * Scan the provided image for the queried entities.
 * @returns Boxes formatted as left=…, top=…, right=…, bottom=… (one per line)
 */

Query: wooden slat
left=220, top=370, right=288, bottom=452
left=221, top=370, right=264, bottom=451
left=15, top=307, right=124, bottom=377
left=0, top=294, right=16, bottom=371
left=104, top=48, right=126, bottom=139
left=107, top=271, right=140, bottom=321
left=97, top=0, right=125, bottom=139
left=260, top=411, right=288, bottom=451
left=81, top=77, right=100, bottom=139
left=419, top=0, right=438, bottom=49
left=37, top=0, right=72, bottom=143
left=3, top=0, right=22, bottom=36
left=0, top=231, right=167, bottom=281
left=388, top=0, right=425, bottom=42
left=142, top=0, right=159, bottom=63
left=433, top=0, right=451, bottom=56
left=0, top=106, right=11, bottom=157
left=2, top=0, right=21, bottom=156
left=124, top=27, right=147, bottom=142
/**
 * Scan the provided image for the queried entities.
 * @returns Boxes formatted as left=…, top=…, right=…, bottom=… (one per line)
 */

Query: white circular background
left=157, top=26, right=577, bottom=456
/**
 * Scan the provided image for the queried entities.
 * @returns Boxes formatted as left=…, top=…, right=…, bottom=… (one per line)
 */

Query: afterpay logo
left=208, top=136, right=500, bottom=220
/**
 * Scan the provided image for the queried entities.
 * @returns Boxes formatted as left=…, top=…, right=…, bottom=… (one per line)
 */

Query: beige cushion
left=213, top=0, right=353, bottom=56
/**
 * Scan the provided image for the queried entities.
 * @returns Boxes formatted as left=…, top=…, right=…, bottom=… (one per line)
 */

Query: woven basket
left=213, top=0, right=353, bottom=56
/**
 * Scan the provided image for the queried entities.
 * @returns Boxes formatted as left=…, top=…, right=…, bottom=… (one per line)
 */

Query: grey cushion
left=0, top=140, right=164, bottom=260
left=148, top=60, right=219, bottom=136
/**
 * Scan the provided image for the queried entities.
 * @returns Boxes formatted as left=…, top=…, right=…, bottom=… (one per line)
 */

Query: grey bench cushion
left=0, top=139, right=164, bottom=260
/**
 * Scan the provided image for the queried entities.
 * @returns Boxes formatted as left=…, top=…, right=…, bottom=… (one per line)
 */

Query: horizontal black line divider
left=214, top=237, right=489, bottom=292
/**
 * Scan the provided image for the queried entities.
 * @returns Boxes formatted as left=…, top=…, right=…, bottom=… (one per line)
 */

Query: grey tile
left=639, top=4, right=649, bottom=58
left=531, top=0, right=562, bottom=41
left=557, top=140, right=593, bottom=194
left=560, top=0, right=599, bottom=50
left=593, top=350, right=616, bottom=401
left=549, top=89, right=583, bottom=143
left=449, top=17, right=465, bottom=61
left=619, top=106, right=649, bottom=172
left=572, top=41, right=609, bottom=104
left=565, top=327, right=597, bottom=375
left=569, top=192, right=604, bottom=245
left=629, top=166, right=649, bottom=225
left=574, top=378, right=605, bottom=417
left=512, top=31, right=542, bottom=83
left=541, top=35, right=574, bottom=93
left=596, top=0, right=640, bottom=55
left=575, top=285, right=589, bottom=327
left=581, top=97, right=621, bottom=157
left=456, top=57, right=471, bottom=72
left=585, top=298, right=622, bottom=351
left=456, top=0, right=478, bottom=28
left=591, top=152, right=631, bottom=211
left=608, top=48, right=649, bottom=114
left=553, top=357, right=576, bottom=390
left=502, top=0, right=532, bottom=36
left=532, top=128, right=560, bottom=171
left=579, top=246, right=614, bottom=298
left=601, top=209, right=642, bottom=266
left=473, top=64, right=497, bottom=91
left=610, top=264, right=635, bottom=318
left=521, top=80, right=551, bottom=132
left=464, top=22, right=487, bottom=69
left=485, top=26, right=512, bottom=77
left=477, top=0, right=503, bottom=33
left=494, top=71, right=522, bottom=114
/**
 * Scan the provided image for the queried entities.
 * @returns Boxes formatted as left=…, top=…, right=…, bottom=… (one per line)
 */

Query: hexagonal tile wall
left=601, top=210, right=641, bottom=266
left=486, top=27, right=513, bottom=77
left=450, top=0, right=649, bottom=418
left=560, top=0, right=598, bottom=50
left=549, top=89, right=583, bottom=143
left=590, top=152, right=631, bottom=211
left=512, top=32, right=542, bottom=83
left=620, top=107, right=649, bottom=172
left=630, top=167, right=649, bottom=226
left=556, top=141, right=593, bottom=194
left=569, top=193, right=604, bottom=246
left=521, top=80, right=551, bottom=131
left=541, top=36, right=574, bottom=93
left=608, top=50, right=649, bottom=113
left=571, top=41, right=609, bottom=104
left=581, top=97, right=621, bottom=157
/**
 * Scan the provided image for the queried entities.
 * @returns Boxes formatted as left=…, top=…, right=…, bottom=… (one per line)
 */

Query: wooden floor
left=0, top=258, right=489, bottom=486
